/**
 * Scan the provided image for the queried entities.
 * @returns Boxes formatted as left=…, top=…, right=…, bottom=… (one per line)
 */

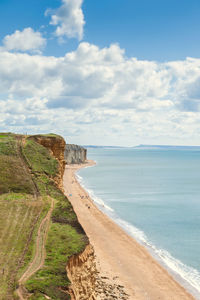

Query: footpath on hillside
left=16, top=198, right=54, bottom=300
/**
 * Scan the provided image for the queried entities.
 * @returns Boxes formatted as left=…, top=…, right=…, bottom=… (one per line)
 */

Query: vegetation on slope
left=0, top=133, right=88, bottom=300
left=22, top=139, right=58, bottom=177
left=23, top=137, right=87, bottom=299
left=0, top=134, right=36, bottom=195
left=0, top=134, right=47, bottom=299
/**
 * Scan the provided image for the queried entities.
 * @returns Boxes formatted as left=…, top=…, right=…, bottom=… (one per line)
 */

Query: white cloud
left=1, top=43, right=200, bottom=145
left=46, top=0, right=85, bottom=40
left=2, top=28, right=46, bottom=52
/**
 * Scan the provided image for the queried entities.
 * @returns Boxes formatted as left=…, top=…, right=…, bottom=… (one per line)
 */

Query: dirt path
left=16, top=198, right=54, bottom=300
left=16, top=137, right=40, bottom=198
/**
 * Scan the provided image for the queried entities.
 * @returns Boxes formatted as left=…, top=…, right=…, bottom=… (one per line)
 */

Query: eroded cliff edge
left=67, top=244, right=97, bottom=300
left=29, top=134, right=66, bottom=190
left=30, top=134, right=128, bottom=300
left=30, top=134, right=98, bottom=299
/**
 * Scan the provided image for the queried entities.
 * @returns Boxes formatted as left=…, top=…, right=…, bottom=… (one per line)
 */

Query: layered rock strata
left=67, top=245, right=129, bottom=300
left=65, top=144, right=87, bottom=164
left=67, top=245, right=97, bottom=300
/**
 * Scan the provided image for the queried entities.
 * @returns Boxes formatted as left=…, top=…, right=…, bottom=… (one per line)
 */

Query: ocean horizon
left=77, top=147, right=200, bottom=299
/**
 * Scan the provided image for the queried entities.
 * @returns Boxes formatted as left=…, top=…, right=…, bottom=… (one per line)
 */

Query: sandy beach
left=63, top=160, right=195, bottom=300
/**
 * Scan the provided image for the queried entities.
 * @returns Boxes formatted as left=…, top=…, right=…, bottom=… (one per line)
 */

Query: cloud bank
left=0, top=42, right=200, bottom=145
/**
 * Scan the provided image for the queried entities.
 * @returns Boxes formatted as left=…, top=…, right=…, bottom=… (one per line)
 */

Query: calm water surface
left=78, top=148, right=200, bottom=297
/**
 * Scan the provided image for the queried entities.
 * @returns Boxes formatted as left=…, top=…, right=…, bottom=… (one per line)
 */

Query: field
left=0, top=194, right=46, bottom=299
left=0, top=133, right=87, bottom=300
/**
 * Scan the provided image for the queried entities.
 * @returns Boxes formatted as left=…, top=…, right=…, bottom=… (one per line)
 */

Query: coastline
left=63, top=160, right=195, bottom=299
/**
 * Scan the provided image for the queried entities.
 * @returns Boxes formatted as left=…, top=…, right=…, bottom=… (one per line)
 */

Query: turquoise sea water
left=77, top=148, right=200, bottom=298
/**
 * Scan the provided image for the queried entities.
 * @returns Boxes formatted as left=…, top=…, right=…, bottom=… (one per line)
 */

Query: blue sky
left=0, top=0, right=200, bottom=145
left=1, top=0, right=200, bottom=60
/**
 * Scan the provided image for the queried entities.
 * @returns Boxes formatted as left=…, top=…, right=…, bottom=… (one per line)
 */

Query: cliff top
left=30, top=133, right=64, bottom=139
left=65, top=143, right=86, bottom=150
left=0, top=133, right=88, bottom=299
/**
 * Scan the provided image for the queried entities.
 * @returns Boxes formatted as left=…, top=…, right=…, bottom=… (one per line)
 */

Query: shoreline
left=63, top=160, right=195, bottom=299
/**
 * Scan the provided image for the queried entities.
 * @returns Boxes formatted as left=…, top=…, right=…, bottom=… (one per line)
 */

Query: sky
left=1, top=0, right=200, bottom=146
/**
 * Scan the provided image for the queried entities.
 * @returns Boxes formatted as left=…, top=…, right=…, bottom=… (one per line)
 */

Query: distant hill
left=83, top=144, right=200, bottom=150
left=83, top=145, right=126, bottom=149
left=133, top=144, right=200, bottom=150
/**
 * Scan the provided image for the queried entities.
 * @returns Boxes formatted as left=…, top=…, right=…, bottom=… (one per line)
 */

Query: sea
left=77, top=147, right=200, bottom=299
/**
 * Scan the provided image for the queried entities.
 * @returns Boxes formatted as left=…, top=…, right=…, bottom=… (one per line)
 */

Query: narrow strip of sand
left=63, top=160, right=195, bottom=300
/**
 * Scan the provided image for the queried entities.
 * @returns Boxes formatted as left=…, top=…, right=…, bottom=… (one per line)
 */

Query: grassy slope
left=0, top=133, right=88, bottom=300
left=0, top=135, right=36, bottom=195
left=0, top=134, right=47, bottom=299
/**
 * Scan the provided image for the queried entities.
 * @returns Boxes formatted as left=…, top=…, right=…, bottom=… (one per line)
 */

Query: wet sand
left=63, top=160, right=195, bottom=300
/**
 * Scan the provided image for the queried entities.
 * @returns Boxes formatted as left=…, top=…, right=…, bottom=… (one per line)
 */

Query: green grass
left=0, top=194, right=47, bottom=299
left=0, top=137, right=36, bottom=195
left=0, top=156, right=36, bottom=195
left=52, top=199, right=78, bottom=226
left=21, top=137, right=88, bottom=299
left=26, top=223, right=86, bottom=300
left=25, top=162, right=87, bottom=299
left=0, top=133, right=14, bottom=139
left=31, top=133, right=63, bottom=138
left=0, top=192, right=34, bottom=201
left=0, top=134, right=88, bottom=299
left=0, top=135, right=46, bottom=298
left=23, top=140, right=58, bottom=177
left=0, top=136, right=17, bottom=156
left=25, top=187, right=87, bottom=300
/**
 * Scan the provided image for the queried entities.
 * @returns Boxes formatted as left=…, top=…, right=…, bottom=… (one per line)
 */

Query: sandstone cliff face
left=30, top=135, right=66, bottom=190
left=65, top=144, right=87, bottom=164
left=67, top=245, right=129, bottom=300
left=67, top=245, right=97, bottom=300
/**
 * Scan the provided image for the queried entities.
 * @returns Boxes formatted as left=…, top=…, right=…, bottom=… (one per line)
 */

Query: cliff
left=29, top=134, right=66, bottom=190
left=67, top=244, right=129, bottom=300
left=65, top=144, right=87, bottom=164
left=0, top=132, right=128, bottom=299
left=0, top=132, right=93, bottom=299
left=30, top=135, right=101, bottom=300
left=33, top=137, right=127, bottom=300
left=67, top=244, right=97, bottom=300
